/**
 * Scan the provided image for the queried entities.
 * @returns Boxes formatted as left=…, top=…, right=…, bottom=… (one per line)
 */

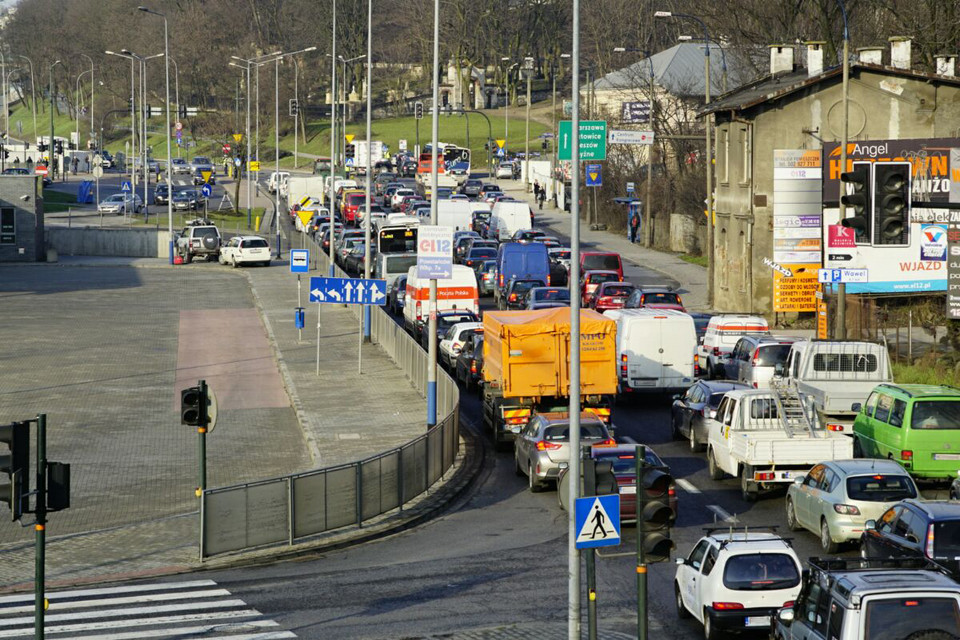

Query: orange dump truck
left=481, top=308, right=618, bottom=448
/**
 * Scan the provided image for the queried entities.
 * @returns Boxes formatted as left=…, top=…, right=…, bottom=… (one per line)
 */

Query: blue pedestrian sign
left=574, top=494, right=621, bottom=549
left=234, top=157, right=242, bottom=167
left=626, top=181, right=635, bottom=194
left=309, top=276, right=387, bottom=305
left=120, top=180, right=132, bottom=192
left=585, top=164, right=602, bottom=187
left=290, top=249, right=309, bottom=273
left=201, top=184, right=213, bottom=198
left=345, top=157, right=355, bottom=167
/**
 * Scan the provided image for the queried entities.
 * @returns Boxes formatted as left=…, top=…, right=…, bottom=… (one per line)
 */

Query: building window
left=720, top=128, right=729, bottom=185
left=0, top=207, right=14, bottom=245
left=719, top=227, right=728, bottom=289
left=738, top=126, right=751, bottom=185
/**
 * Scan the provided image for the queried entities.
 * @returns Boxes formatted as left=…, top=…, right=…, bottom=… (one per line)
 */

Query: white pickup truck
left=774, top=340, right=892, bottom=434
left=706, top=389, right=853, bottom=502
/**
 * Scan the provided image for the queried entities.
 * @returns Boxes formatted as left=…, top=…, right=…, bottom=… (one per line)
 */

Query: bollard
left=294, top=307, right=305, bottom=329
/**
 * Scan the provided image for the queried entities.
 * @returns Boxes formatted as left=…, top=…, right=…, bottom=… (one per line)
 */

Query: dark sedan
left=463, top=247, right=497, bottom=270
left=420, top=310, right=480, bottom=350
left=461, top=178, right=483, bottom=198
left=503, top=279, right=546, bottom=310
left=387, top=275, right=407, bottom=315
left=670, top=380, right=750, bottom=451
left=455, top=333, right=484, bottom=391
left=343, top=243, right=367, bottom=275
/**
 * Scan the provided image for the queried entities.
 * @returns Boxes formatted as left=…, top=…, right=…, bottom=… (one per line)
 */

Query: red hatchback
left=591, top=281, right=636, bottom=313
left=343, top=193, right=367, bottom=225
left=580, top=270, right=622, bottom=307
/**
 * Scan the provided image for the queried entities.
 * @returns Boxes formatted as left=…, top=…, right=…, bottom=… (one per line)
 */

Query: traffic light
left=38, top=142, right=47, bottom=153
left=181, top=385, right=205, bottom=426
left=593, top=459, right=618, bottom=496
left=638, top=462, right=675, bottom=562
left=55, top=141, right=63, bottom=155
left=873, top=161, right=911, bottom=246
left=840, top=161, right=872, bottom=242
left=345, top=144, right=355, bottom=160
left=47, top=461, right=70, bottom=512
left=0, top=421, right=29, bottom=521
left=414, top=101, right=424, bottom=120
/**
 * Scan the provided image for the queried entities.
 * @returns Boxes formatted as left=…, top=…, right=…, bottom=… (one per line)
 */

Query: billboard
left=772, top=150, right=822, bottom=312
left=620, top=101, right=650, bottom=124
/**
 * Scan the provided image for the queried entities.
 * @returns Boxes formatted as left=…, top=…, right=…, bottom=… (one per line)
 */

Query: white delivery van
left=403, top=264, right=480, bottom=334
left=488, top=201, right=532, bottom=241
left=605, top=308, right=697, bottom=393
left=436, top=200, right=476, bottom=231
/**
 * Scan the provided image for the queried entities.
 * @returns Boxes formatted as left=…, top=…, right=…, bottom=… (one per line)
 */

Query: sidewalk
left=0, top=255, right=436, bottom=591
left=500, top=182, right=711, bottom=311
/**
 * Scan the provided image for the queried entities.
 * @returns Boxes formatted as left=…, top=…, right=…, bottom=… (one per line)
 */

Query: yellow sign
left=495, top=139, right=506, bottom=149
left=248, top=161, right=260, bottom=172
left=817, top=292, right=829, bottom=339
left=299, top=196, right=313, bottom=207
left=773, top=263, right=820, bottom=313
left=345, top=134, right=355, bottom=144
left=200, top=170, right=212, bottom=184
left=232, top=133, right=243, bottom=143
left=589, top=171, right=599, bottom=182
left=297, top=210, right=313, bottom=226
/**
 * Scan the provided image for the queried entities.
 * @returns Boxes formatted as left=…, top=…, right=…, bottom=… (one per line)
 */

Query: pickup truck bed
left=730, top=430, right=853, bottom=466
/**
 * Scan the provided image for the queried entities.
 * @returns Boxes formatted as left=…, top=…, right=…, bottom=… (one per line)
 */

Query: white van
left=488, top=201, right=532, bottom=241
left=605, top=308, right=697, bottom=393
left=436, top=200, right=476, bottom=231
left=695, top=314, right=770, bottom=379
left=403, top=264, right=480, bottom=334
left=268, top=171, right=290, bottom=195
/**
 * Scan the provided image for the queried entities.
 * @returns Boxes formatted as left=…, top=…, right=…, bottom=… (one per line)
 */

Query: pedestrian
left=630, top=210, right=641, bottom=243
left=13, top=156, right=19, bottom=168
left=538, top=189, right=545, bottom=211
left=26, top=156, right=32, bottom=170
left=533, top=180, right=540, bottom=199
left=72, top=156, right=79, bottom=175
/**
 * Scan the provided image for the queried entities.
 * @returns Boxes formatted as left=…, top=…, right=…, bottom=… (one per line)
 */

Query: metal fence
left=201, top=248, right=459, bottom=558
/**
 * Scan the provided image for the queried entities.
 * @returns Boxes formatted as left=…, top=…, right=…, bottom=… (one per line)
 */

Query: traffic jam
left=288, top=143, right=960, bottom=640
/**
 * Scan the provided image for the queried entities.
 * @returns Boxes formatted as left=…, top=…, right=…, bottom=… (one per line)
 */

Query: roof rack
left=702, top=525, right=790, bottom=548
left=808, top=556, right=946, bottom=574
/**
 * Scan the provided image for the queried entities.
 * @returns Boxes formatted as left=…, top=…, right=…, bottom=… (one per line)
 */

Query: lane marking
left=0, top=599, right=249, bottom=626
left=675, top=478, right=700, bottom=494
left=707, top=504, right=737, bottom=523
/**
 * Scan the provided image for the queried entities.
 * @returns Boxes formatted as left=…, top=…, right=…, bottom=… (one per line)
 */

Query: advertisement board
left=620, top=101, right=650, bottom=124
left=772, top=150, right=822, bottom=312
left=949, top=223, right=960, bottom=319
left=417, top=225, right=454, bottom=280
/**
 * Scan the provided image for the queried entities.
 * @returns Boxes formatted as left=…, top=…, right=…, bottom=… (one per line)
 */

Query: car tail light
left=694, top=354, right=699, bottom=366
left=827, top=423, right=844, bottom=432
left=712, top=346, right=721, bottom=356
left=904, top=600, right=921, bottom=607
left=620, top=354, right=628, bottom=378
left=782, top=601, right=795, bottom=608
left=546, top=274, right=551, bottom=285
left=599, top=296, right=612, bottom=306
left=415, top=302, right=422, bottom=319
left=752, top=382, right=758, bottom=388
left=926, top=523, right=935, bottom=559
left=755, top=471, right=775, bottom=481
left=668, top=483, right=676, bottom=498
left=902, top=449, right=913, bottom=461
left=712, top=602, right=744, bottom=611
left=751, top=348, right=760, bottom=367
left=536, top=440, right=562, bottom=451
left=597, top=438, right=616, bottom=446
left=470, top=359, right=477, bottom=374
left=499, top=274, right=504, bottom=287
left=834, top=504, right=861, bottom=515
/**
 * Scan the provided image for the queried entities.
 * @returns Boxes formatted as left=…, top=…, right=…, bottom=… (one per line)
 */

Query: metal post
left=34, top=413, right=47, bottom=640
left=704, top=38, right=713, bottom=308
left=568, top=0, right=582, bottom=632
left=329, top=0, right=337, bottom=276
left=524, top=68, right=531, bottom=191
left=141, top=57, right=148, bottom=221
left=837, top=2, right=850, bottom=340
left=198, top=380, right=208, bottom=494
left=275, top=57, right=281, bottom=258
left=427, top=0, right=440, bottom=427
left=551, top=63, right=557, bottom=203
left=645, top=56, right=654, bottom=247
left=255, top=64, right=260, bottom=164
left=129, top=57, right=135, bottom=200
left=19, top=56, right=37, bottom=150
left=363, top=0, right=373, bottom=342
left=637, top=444, right=647, bottom=640
left=583, top=455, right=598, bottom=640
left=246, top=63, right=251, bottom=227
left=48, top=60, right=60, bottom=190
left=294, top=59, right=299, bottom=169
left=171, top=58, right=180, bottom=158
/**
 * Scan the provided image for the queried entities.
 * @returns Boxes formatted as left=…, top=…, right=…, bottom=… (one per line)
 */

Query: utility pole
left=524, top=61, right=531, bottom=191
left=837, top=0, right=850, bottom=340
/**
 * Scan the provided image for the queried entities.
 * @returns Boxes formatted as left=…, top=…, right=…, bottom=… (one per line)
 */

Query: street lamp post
left=105, top=51, right=136, bottom=203
left=123, top=49, right=163, bottom=221
left=836, top=0, right=850, bottom=339
left=169, top=57, right=180, bottom=158
left=18, top=56, right=37, bottom=149
left=329, top=0, right=337, bottom=273
left=363, top=0, right=373, bottom=342
left=80, top=53, right=94, bottom=152
left=679, top=35, right=727, bottom=93
left=74, top=69, right=91, bottom=155
left=427, top=0, right=440, bottom=427
left=524, top=57, right=532, bottom=192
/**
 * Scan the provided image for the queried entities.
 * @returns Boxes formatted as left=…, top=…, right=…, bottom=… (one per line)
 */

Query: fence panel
left=292, top=470, right=327, bottom=538
left=325, top=466, right=359, bottom=530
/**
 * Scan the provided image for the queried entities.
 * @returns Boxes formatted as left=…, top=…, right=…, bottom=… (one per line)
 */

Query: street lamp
left=17, top=55, right=37, bottom=149
left=123, top=49, right=164, bottom=221
left=678, top=35, right=727, bottom=93
left=329, top=0, right=337, bottom=266
left=551, top=53, right=571, bottom=198
left=328, top=53, right=366, bottom=165
left=48, top=60, right=62, bottom=182
left=427, top=0, right=440, bottom=427
left=655, top=10, right=715, bottom=307
left=835, top=0, right=850, bottom=339
left=362, top=0, right=374, bottom=343
left=168, top=56, right=180, bottom=158
left=105, top=50, right=137, bottom=198
left=500, top=57, right=519, bottom=158
left=80, top=53, right=94, bottom=151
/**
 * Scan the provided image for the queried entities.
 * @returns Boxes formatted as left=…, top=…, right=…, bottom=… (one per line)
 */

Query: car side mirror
left=864, top=519, right=876, bottom=530
left=774, top=363, right=785, bottom=376
left=793, top=475, right=805, bottom=484
left=777, top=607, right=795, bottom=626
left=674, top=557, right=686, bottom=566
left=706, top=409, right=717, bottom=419
left=698, top=337, right=704, bottom=345
left=672, top=394, right=681, bottom=401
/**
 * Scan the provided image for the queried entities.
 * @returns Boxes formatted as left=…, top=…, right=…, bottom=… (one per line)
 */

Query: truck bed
left=796, top=379, right=878, bottom=416
left=730, top=429, right=853, bottom=466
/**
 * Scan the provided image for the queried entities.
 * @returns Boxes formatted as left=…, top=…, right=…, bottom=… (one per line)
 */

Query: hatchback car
left=513, top=412, right=614, bottom=492
left=477, top=260, right=498, bottom=297
left=853, top=384, right=960, bottom=481
left=172, top=189, right=201, bottom=211
left=463, top=246, right=498, bottom=270
left=495, top=162, right=514, bottom=179
left=387, top=275, right=407, bottom=315
left=861, top=499, right=960, bottom=580
left=671, top=380, right=750, bottom=451
left=723, top=336, right=800, bottom=389
left=192, top=167, right=215, bottom=186
left=153, top=183, right=171, bottom=205
left=525, top=287, right=570, bottom=309
left=580, top=270, right=622, bottom=307
left=503, top=279, right=546, bottom=310
left=461, top=178, right=483, bottom=198
left=675, top=531, right=803, bottom=640
left=439, top=322, right=483, bottom=369
left=420, top=310, right=480, bottom=350
left=624, top=287, right=686, bottom=312
left=471, top=209, right=492, bottom=234
left=218, top=235, right=271, bottom=267
left=785, top=459, right=918, bottom=552
left=590, top=282, right=636, bottom=313
left=98, top=193, right=142, bottom=214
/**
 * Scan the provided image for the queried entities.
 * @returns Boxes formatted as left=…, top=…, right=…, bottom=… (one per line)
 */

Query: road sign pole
left=584, top=455, right=598, bottom=640
left=316, top=304, right=322, bottom=376
left=35, top=413, right=47, bottom=640
left=297, top=275, right=302, bottom=343
left=637, top=444, right=647, bottom=640
left=569, top=0, right=582, bottom=634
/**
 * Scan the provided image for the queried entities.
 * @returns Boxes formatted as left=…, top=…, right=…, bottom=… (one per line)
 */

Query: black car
left=171, top=189, right=201, bottom=211
left=387, top=275, right=407, bottom=315
left=670, top=380, right=750, bottom=451
left=192, top=168, right=216, bottom=186
left=463, top=247, right=497, bottom=270
left=861, top=500, right=960, bottom=579
left=343, top=243, right=367, bottom=275
left=154, top=183, right=171, bottom=205
left=503, top=279, right=546, bottom=310
left=471, top=209, right=491, bottom=235
left=455, top=333, right=484, bottom=391
left=549, top=259, right=568, bottom=287
left=420, top=310, right=480, bottom=350
left=461, top=178, right=483, bottom=198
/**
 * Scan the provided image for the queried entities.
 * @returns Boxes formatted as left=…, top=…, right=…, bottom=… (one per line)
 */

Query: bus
left=376, top=219, right=419, bottom=255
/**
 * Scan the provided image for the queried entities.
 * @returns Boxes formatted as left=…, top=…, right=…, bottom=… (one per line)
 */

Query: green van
left=853, top=383, right=960, bottom=480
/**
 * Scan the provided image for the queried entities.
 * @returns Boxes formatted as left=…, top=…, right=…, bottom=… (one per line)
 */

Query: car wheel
left=670, top=416, right=681, bottom=440
left=707, top=449, right=724, bottom=480
left=689, top=427, right=703, bottom=453
left=675, top=584, right=690, bottom=619
left=820, top=518, right=838, bottom=553
left=786, top=498, right=801, bottom=531
left=740, top=470, right=758, bottom=502
left=528, top=463, right=543, bottom=493
left=232, top=257, right=240, bottom=268
left=703, top=610, right=720, bottom=640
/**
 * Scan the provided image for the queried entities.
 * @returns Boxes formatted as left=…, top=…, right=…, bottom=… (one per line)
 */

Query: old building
left=0, top=175, right=43, bottom=262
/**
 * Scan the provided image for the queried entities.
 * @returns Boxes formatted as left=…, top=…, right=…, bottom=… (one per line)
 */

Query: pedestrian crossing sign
left=574, top=494, right=621, bottom=549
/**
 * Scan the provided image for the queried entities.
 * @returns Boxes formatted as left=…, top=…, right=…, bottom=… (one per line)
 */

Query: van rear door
left=626, top=316, right=663, bottom=388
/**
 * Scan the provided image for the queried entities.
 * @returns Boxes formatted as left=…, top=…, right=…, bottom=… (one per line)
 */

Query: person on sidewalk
left=533, top=180, right=541, bottom=200
left=538, top=189, right=545, bottom=210
left=630, top=210, right=641, bottom=243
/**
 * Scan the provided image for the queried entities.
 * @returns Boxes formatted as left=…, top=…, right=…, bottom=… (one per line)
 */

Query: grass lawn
left=42, top=188, right=77, bottom=213
left=132, top=207, right=266, bottom=235
left=892, top=358, right=960, bottom=388
left=679, top=253, right=708, bottom=267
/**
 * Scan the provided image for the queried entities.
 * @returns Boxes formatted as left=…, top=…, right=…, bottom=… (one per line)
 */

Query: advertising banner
left=620, top=101, right=650, bottom=124
left=949, top=223, right=960, bottom=319
left=772, top=150, right=823, bottom=311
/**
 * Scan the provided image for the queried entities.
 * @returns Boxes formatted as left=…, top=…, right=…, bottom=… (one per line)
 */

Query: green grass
left=679, top=253, right=708, bottom=267
left=41, top=188, right=77, bottom=213
left=892, top=360, right=960, bottom=387
left=130, top=207, right=267, bottom=234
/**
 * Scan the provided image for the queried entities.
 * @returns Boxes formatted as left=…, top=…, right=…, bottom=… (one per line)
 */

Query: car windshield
left=911, top=401, right=960, bottom=430
left=385, top=255, right=418, bottom=273
left=864, top=597, right=960, bottom=640
left=756, top=344, right=793, bottom=366
left=722, top=553, right=799, bottom=591
left=583, top=254, right=620, bottom=271
left=643, top=292, right=681, bottom=305
left=551, top=250, right=571, bottom=260
left=708, top=392, right=730, bottom=409
left=106, top=195, right=124, bottom=202
left=512, top=281, right=543, bottom=295
left=534, top=289, right=570, bottom=302
left=438, top=314, right=476, bottom=330
left=590, top=273, right=619, bottom=285
left=542, top=424, right=608, bottom=441
left=601, top=284, right=634, bottom=297
left=845, top=475, right=917, bottom=501
left=192, top=157, right=210, bottom=164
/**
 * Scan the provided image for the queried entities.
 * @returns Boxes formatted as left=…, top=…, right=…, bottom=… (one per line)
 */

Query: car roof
left=699, top=380, right=752, bottom=393
left=704, top=532, right=793, bottom=550
left=903, top=499, right=960, bottom=519
left=874, top=383, right=960, bottom=399
left=824, top=458, right=913, bottom=475
left=827, top=567, right=960, bottom=592
left=535, top=412, right=606, bottom=425
left=584, top=270, right=620, bottom=277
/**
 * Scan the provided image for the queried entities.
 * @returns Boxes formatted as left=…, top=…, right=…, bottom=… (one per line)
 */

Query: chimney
left=805, top=41, right=825, bottom=77
left=936, top=54, right=957, bottom=77
left=857, top=47, right=883, bottom=65
left=890, top=36, right=912, bottom=70
left=769, top=44, right=795, bottom=75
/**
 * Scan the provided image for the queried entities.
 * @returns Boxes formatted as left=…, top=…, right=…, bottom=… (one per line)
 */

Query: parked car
left=439, top=322, right=483, bottom=369
left=218, top=235, right=271, bottom=267
left=387, top=274, right=407, bottom=315
left=785, top=459, right=918, bottom=553
left=674, top=531, right=803, bottom=640
left=853, top=384, right=960, bottom=480
left=580, top=270, right=622, bottom=307
left=513, top=412, right=614, bottom=492
left=503, top=279, right=546, bottom=310
left=861, top=499, right=960, bottom=580
left=671, top=380, right=751, bottom=451
left=153, top=183, right=171, bottom=205
left=624, top=287, right=686, bottom=312
left=722, top=336, right=800, bottom=389
left=590, top=281, right=636, bottom=313
left=455, top=332, right=484, bottom=391
left=461, top=178, right=483, bottom=198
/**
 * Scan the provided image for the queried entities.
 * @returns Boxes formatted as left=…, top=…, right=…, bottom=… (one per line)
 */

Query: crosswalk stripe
left=0, top=580, right=218, bottom=605
left=2, top=589, right=232, bottom=615
left=52, top=624, right=293, bottom=640
left=0, top=610, right=265, bottom=638
left=0, top=599, right=248, bottom=626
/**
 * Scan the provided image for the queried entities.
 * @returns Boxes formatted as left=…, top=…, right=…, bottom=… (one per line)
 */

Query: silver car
left=723, top=335, right=800, bottom=389
left=97, top=193, right=143, bottom=214
left=514, top=412, right=613, bottom=492
left=785, top=458, right=918, bottom=553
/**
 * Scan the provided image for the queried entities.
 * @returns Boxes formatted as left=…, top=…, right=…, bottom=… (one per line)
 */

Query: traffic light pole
left=583, top=455, right=598, bottom=640
left=35, top=413, right=47, bottom=640
left=636, top=443, right=647, bottom=640
left=197, top=380, right=208, bottom=497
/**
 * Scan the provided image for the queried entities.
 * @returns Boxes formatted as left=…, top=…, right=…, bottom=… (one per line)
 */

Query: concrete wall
left=0, top=175, right=43, bottom=262
left=46, top=227, right=170, bottom=258
left=670, top=213, right=704, bottom=253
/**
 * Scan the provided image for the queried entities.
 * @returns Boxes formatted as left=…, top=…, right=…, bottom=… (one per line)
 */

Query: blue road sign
left=290, top=249, right=309, bottom=273
left=574, top=494, right=621, bottom=549
left=120, top=180, right=132, bottom=192
left=234, top=157, right=242, bottom=167
left=309, top=276, right=387, bottom=305
left=345, top=157, right=355, bottom=167
left=201, top=184, right=213, bottom=198
left=585, top=164, right=602, bottom=187
left=626, top=181, right=636, bottom=194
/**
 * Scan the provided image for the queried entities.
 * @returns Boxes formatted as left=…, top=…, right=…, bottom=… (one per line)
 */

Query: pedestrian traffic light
left=414, top=101, right=424, bottom=119
left=38, top=142, right=46, bottom=153
left=873, top=161, right=911, bottom=246
left=0, top=421, right=29, bottom=521
left=593, top=459, right=619, bottom=495
left=638, top=462, right=675, bottom=562
left=181, top=385, right=205, bottom=426
left=840, top=161, right=872, bottom=242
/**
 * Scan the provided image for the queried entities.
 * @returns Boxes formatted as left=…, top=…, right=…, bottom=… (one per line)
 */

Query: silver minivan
left=724, top=336, right=800, bottom=389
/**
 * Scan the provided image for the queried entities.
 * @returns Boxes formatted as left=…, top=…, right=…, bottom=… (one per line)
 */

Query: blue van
left=496, top=242, right=550, bottom=307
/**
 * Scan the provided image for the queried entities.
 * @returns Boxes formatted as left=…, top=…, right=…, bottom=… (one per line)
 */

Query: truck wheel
left=820, top=519, right=838, bottom=553
left=740, top=470, right=758, bottom=503
left=707, top=449, right=724, bottom=480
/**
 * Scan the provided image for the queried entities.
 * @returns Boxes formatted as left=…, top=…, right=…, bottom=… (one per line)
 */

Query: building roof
left=592, top=42, right=754, bottom=98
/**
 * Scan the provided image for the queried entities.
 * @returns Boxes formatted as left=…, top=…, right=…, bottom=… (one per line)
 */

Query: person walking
left=630, top=209, right=641, bottom=243
left=533, top=180, right=541, bottom=200
left=538, top=188, right=546, bottom=211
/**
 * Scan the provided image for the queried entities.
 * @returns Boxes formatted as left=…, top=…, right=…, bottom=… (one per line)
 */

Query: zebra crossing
left=0, top=579, right=296, bottom=639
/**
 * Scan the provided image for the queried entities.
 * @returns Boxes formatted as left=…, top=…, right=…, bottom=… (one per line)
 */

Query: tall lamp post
left=363, top=0, right=373, bottom=342
left=328, top=0, right=337, bottom=272
left=80, top=53, right=94, bottom=152
left=678, top=35, right=727, bottom=93
left=551, top=53, right=570, bottom=202
left=169, top=56, right=180, bottom=158
left=18, top=55, right=37, bottom=149
left=123, top=49, right=164, bottom=221
left=105, top=50, right=137, bottom=199
left=48, top=60, right=61, bottom=188
left=329, top=53, right=366, bottom=165
left=835, top=0, right=850, bottom=339
left=500, top=58, right=519, bottom=158
left=655, top=10, right=714, bottom=307
left=427, top=0, right=440, bottom=427
left=74, top=69, right=92, bottom=154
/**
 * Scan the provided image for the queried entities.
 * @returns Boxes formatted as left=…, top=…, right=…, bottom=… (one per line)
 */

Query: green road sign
left=558, top=120, right=607, bottom=161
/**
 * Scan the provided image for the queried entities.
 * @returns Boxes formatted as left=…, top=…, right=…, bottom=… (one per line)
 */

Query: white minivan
left=605, top=308, right=697, bottom=393
left=403, top=264, right=480, bottom=335
left=488, top=201, right=532, bottom=241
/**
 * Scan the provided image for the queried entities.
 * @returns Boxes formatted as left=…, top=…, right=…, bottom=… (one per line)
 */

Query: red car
left=581, top=251, right=624, bottom=280
left=590, top=281, right=636, bottom=313
left=342, top=193, right=366, bottom=226
left=580, top=269, right=622, bottom=307
left=627, top=288, right=686, bottom=312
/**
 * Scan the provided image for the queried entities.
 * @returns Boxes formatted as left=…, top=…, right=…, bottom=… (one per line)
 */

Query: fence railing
left=201, top=245, right=459, bottom=558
